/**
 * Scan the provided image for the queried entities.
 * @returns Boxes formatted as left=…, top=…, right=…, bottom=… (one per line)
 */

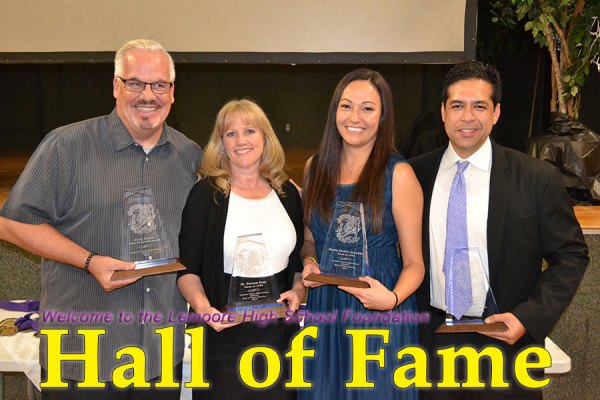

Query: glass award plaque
left=436, top=247, right=507, bottom=333
left=305, top=201, right=370, bottom=288
left=111, top=187, right=185, bottom=280
left=224, top=234, right=287, bottom=323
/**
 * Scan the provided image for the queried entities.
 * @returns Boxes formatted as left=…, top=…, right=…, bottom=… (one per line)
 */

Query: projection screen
left=2, top=0, right=477, bottom=64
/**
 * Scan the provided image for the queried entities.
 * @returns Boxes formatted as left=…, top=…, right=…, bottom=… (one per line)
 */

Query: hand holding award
left=224, top=234, right=287, bottom=323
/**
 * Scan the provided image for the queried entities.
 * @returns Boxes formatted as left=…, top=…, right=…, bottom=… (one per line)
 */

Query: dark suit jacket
left=410, top=141, right=588, bottom=385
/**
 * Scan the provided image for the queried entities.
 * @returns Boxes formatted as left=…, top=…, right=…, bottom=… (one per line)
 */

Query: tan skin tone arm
left=177, top=273, right=239, bottom=332
left=0, top=216, right=139, bottom=291
left=278, top=272, right=307, bottom=311
left=300, top=226, right=324, bottom=287
left=299, top=156, right=326, bottom=288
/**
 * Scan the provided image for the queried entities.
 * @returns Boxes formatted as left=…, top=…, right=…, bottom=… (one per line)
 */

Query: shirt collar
left=108, top=109, right=171, bottom=152
left=440, top=137, right=492, bottom=172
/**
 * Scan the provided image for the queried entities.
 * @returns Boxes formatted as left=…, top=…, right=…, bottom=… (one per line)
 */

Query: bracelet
left=304, top=256, right=318, bottom=265
left=84, top=252, right=97, bottom=275
left=391, top=291, right=399, bottom=309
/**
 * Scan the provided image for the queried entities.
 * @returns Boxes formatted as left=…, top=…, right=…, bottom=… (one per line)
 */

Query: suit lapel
left=487, top=142, right=511, bottom=286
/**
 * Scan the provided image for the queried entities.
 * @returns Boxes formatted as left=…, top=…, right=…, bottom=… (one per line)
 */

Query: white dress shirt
left=429, top=138, right=492, bottom=316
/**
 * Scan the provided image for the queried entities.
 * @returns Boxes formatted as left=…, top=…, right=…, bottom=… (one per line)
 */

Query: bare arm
left=177, top=273, right=211, bottom=312
left=300, top=226, right=325, bottom=288
left=0, top=216, right=138, bottom=291
left=278, top=272, right=307, bottom=311
left=298, top=155, right=326, bottom=288
left=389, top=163, right=425, bottom=303
left=177, top=273, right=239, bottom=331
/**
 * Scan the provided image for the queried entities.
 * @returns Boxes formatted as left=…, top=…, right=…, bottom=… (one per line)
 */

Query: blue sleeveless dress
left=298, top=154, right=419, bottom=400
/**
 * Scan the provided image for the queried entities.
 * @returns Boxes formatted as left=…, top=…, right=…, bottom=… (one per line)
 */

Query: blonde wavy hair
left=200, top=99, right=288, bottom=196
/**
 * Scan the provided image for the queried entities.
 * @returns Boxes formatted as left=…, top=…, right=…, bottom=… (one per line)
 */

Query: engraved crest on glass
left=112, top=187, right=185, bottom=280
left=305, top=201, right=370, bottom=288
left=226, top=234, right=286, bottom=322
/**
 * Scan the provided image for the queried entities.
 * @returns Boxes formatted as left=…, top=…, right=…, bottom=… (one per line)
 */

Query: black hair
left=442, top=61, right=502, bottom=105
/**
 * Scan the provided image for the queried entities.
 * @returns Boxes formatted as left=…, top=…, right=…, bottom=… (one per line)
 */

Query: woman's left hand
left=277, top=289, right=302, bottom=312
left=339, top=276, right=396, bottom=311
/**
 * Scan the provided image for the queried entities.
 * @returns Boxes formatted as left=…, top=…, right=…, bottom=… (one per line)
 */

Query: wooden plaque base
left=111, top=260, right=186, bottom=281
left=435, top=321, right=508, bottom=334
left=305, top=273, right=370, bottom=288
left=224, top=304, right=288, bottom=324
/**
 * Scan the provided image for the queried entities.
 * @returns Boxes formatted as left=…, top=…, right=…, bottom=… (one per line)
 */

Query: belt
left=430, top=306, right=482, bottom=321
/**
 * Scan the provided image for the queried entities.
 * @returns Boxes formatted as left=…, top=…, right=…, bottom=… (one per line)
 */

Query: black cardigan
left=178, top=178, right=304, bottom=311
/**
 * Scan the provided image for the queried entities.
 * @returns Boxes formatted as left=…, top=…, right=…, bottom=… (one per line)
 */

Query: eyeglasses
left=117, top=77, right=173, bottom=94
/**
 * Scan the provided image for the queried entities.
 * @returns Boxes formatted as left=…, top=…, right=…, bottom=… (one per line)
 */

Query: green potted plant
left=492, top=0, right=599, bottom=118
left=490, top=0, right=600, bottom=203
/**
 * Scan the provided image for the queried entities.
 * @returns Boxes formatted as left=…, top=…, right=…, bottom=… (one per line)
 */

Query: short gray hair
left=114, top=39, right=175, bottom=81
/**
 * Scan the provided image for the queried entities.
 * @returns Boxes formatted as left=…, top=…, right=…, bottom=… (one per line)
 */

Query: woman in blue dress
left=299, top=68, right=425, bottom=399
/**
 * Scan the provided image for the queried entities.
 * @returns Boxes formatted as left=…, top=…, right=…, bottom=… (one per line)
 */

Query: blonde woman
left=177, top=99, right=304, bottom=399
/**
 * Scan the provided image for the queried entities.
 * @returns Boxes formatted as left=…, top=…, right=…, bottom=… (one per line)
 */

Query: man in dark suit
left=411, top=61, right=588, bottom=399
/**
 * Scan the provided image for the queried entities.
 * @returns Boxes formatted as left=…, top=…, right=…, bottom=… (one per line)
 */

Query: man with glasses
left=0, top=39, right=202, bottom=399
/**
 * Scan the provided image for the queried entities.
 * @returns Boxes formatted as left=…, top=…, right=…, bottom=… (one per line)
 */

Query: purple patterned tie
left=442, top=161, right=471, bottom=319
